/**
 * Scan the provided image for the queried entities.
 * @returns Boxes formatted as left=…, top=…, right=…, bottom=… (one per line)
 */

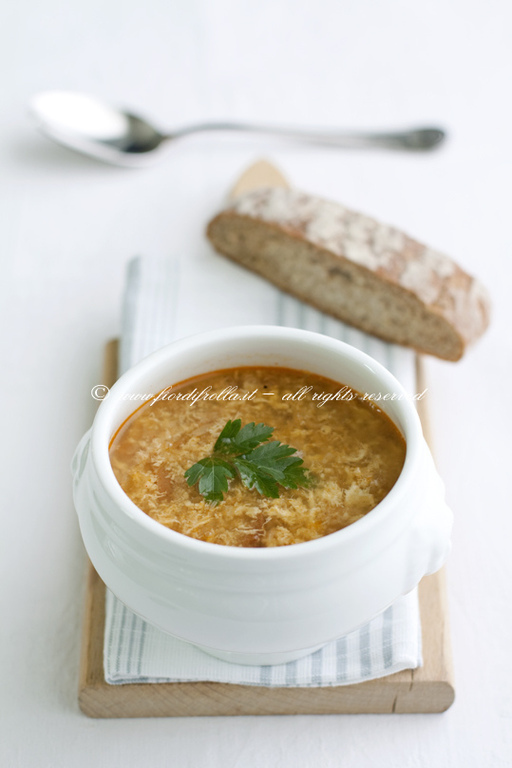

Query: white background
left=2, top=1, right=511, bottom=765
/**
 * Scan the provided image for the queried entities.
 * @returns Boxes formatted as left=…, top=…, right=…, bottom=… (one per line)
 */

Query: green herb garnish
left=184, top=419, right=312, bottom=503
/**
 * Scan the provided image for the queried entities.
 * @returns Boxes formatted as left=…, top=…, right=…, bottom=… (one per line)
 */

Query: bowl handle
left=71, top=428, right=92, bottom=488
left=411, top=440, right=453, bottom=575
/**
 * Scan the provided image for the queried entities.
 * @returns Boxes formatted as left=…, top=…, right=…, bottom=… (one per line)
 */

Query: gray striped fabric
left=104, top=255, right=422, bottom=686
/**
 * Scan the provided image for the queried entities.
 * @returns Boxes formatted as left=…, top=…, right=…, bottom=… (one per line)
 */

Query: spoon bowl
left=30, top=91, right=447, bottom=168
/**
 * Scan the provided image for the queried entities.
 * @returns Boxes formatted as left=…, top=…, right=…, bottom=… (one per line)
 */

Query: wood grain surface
left=229, top=158, right=289, bottom=198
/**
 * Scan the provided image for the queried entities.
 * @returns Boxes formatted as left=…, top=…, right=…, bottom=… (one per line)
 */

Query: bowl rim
left=90, top=324, right=424, bottom=561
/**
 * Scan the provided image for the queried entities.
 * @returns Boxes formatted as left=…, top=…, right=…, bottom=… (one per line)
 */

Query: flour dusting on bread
left=207, top=187, right=490, bottom=361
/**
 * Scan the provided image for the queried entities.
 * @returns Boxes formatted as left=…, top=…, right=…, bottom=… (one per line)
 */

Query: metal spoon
left=30, top=91, right=446, bottom=168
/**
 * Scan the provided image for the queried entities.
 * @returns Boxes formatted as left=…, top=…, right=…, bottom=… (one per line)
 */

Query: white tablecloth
left=2, top=1, right=510, bottom=766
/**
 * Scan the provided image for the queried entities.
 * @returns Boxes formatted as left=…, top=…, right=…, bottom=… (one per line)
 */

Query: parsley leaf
left=214, top=419, right=274, bottom=454
left=185, top=420, right=312, bottom=503
left=184, top=457, right=236, bottom=503
left=232, top=456, right=281, bottom=498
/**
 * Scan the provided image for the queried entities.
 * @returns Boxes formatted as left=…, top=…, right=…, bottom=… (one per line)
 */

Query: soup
left=109, top=366, right=406, bottom=547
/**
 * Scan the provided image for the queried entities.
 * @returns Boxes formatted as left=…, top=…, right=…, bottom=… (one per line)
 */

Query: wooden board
left=78, top=161, right=454, bottom=716
left=78, top=340, right=455, bottom=717
left=229, top=158, right=289, bottom=198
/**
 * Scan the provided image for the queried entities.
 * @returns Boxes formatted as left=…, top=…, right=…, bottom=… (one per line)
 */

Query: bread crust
left=206, top=188, right=490, bottom=361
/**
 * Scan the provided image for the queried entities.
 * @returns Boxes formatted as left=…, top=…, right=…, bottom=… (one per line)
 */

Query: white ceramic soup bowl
left=72, top=325, right=452, bottom=665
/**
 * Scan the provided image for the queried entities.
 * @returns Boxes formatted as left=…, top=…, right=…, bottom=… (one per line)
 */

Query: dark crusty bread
left=206, top=187, right=490, bottom=361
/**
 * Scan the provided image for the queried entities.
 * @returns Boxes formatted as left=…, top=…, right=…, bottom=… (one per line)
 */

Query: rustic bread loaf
left=206, top=187, right=490, bottom=361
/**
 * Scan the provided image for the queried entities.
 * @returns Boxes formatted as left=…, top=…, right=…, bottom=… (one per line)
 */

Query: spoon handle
left=169, top=123, right=446, bottom=151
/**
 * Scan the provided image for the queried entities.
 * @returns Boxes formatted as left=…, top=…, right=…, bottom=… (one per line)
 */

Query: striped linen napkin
left=104, top=255, right=422, bottom=686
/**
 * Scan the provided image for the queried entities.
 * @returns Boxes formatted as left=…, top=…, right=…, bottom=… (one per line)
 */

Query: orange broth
left=109, top=366, right=406, bottom=547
